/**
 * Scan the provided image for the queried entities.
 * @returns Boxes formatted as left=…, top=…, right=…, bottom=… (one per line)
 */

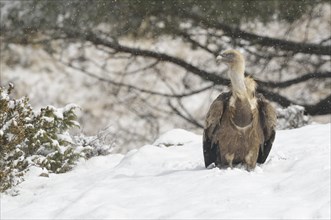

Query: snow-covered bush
left=0, top=84, right=31, bottom=192
left=276, top=105, right=311, bottom=130
left=0, top=84, right=113, bottom=192
left=72, top=128, right=115, bottom=159
left=26, top=104, right=80, bottom=174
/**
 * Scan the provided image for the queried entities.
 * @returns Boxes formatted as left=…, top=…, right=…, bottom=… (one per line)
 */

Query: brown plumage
left=203, top=49, right=277, bottom=170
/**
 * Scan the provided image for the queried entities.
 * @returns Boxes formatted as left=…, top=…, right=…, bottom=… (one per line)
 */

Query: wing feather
left=256, top=94, right=277, bottom=164
left=203, top=92, right=231, bottom=168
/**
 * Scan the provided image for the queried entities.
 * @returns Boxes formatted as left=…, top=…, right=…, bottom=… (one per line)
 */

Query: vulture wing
left=203, top=92, right=231, bottom=168
left=256, top=94, right=277, bottom=164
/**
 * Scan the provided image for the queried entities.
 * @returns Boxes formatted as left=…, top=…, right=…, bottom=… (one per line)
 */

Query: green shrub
left=0, top=84, right=81, bottom=192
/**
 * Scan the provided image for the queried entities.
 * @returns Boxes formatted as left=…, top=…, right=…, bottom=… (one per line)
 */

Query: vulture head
left=216, top=49, right=245, bottom=75
left=216, top=49, right=247, bottom=97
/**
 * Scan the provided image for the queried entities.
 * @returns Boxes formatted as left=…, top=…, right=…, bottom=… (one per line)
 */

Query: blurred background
left=1, top=0, right=330, bottom=152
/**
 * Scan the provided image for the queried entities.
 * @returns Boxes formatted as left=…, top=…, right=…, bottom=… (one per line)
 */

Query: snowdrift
left=2, top=124, right=330, bottom=219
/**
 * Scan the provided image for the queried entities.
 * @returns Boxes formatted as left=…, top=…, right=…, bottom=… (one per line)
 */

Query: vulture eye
left=224, top=53, right=235, bottom=59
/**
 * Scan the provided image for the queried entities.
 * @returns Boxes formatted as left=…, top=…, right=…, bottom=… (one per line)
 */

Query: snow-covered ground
left=1, top=124, right=330, bottom=219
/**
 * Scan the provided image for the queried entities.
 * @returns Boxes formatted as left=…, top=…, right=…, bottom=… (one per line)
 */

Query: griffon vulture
left=203, top=49, right=277, bottom=170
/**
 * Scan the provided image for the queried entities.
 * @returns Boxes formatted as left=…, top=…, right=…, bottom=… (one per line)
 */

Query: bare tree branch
left=7, top=28, right=330, bottom=115
left=61, top=60, right=214, bottom=98
left=168, top=100, right=204, bottom=128
left=185, top=12, right=331, bottom=56
left=59, top=28, right=229, bottom=85
left=256, top=72, right=331, bottom=88
left=60, top=29, right=331, bottom=115
left=177, top=30, right=218, bottom=56
left=257, top=86, right=331, bottom=115
left=305, top=94, right=331, bottom=115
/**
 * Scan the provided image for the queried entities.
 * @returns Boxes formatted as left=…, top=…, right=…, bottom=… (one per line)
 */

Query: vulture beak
left=216, top=53, right=233, bottom=64
left=216, top=54, right=225, bottom=64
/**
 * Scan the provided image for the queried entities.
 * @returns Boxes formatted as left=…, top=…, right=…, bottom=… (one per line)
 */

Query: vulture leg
left=215, top=142, right=221, bottom=167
